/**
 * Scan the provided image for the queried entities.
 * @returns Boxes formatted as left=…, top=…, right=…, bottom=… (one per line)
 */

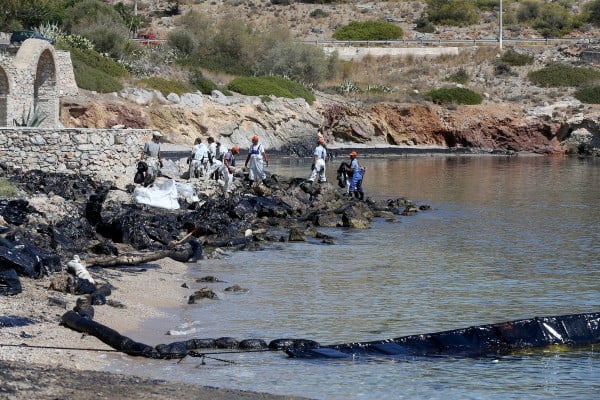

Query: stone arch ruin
left=0, top=38, right=73, bottom=127
left=0, top=38, right=148, bottom=184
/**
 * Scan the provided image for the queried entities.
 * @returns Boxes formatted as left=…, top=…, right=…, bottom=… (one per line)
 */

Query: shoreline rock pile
left=0, top=164, right=430, bottom=354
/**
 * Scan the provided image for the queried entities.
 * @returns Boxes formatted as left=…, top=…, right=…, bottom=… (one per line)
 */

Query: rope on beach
left=0, top=343, right=120, bottom=353
left=0, top=342, right=278, bottom=365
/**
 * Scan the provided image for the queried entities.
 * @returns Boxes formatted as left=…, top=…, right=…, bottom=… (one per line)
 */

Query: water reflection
left=123, top=155, right=600, bottom=400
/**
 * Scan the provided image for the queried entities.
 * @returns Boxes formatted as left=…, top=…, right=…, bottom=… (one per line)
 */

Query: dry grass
left=119, top=1, right=595, bottom=105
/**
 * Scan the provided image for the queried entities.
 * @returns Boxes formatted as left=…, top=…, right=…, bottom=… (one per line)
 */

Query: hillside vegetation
left=4, top=1, right=600, bottom=106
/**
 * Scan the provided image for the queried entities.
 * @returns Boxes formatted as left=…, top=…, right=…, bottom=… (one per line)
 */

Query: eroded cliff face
left=319, top=99, right=600, bottom=155
left=60, top=91, right=600, bottom=156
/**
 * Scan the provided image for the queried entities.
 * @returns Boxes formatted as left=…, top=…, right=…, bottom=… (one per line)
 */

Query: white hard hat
left=152, top=131, right=163, bottom=137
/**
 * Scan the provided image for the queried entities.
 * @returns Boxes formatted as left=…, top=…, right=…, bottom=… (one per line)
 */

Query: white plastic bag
left=175, top=181, right=200, bottom=203
left=133, top=178, right=180, bottom=209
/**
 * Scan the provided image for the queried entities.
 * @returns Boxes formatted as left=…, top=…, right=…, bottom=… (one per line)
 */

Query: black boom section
left=285, top=312, right=600, bottom=360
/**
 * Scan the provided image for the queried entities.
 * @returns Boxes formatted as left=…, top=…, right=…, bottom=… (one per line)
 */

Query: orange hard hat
left=251, top=135, right=259, bottom=143
left=349, top=151, right=358, bottom=157
left=232, top=146, right=240, bottom=153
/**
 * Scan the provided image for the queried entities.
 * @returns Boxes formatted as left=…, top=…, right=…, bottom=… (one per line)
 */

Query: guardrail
left=304, top=37, right=598, bottom=46
left=131, top=38, right=167, bottom=46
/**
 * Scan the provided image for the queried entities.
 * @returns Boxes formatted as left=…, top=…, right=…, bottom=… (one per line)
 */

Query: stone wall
left=54, top=51, right=78, bottom=97
left=0, top=128, right=149, bottom=185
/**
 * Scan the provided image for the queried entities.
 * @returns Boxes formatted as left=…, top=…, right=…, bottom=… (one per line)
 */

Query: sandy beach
left=0, top=257, right=307, bottom=400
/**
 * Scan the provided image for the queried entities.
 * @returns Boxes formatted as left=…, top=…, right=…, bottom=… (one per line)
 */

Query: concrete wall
left=322, top=45, right=460, bottom=60
left=581, top=50, right=600, bottom=64
left=0, top=128, right=149, bottom=185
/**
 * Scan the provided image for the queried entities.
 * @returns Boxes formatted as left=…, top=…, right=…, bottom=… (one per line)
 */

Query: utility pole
left=499, top=0, right=503, bottom=49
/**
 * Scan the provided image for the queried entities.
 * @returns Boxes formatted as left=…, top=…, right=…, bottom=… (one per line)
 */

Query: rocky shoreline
left=0, top=159, right=431, bottom=398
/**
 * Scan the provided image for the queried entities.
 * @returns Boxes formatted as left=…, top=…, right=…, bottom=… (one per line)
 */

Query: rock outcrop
left=60, top=89, right=600, bottom=157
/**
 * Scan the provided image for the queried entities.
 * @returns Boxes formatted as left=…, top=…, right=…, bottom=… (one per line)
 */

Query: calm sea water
left=110, top=154, right=599, bottom=399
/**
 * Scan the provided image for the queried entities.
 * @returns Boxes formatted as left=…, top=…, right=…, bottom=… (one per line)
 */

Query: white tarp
left=133, top=178, right=180, bottom=209
left=175, top=181, right=200, bottom=204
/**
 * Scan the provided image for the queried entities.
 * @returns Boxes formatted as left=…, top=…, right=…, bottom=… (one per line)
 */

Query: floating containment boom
left=285, top=312, right=600, bottom=360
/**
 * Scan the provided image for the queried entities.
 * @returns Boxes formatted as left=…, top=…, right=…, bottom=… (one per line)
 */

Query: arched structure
left=11, top=39, right=59, bottom=127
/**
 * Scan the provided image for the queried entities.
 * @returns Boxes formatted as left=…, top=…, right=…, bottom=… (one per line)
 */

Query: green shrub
left=63, top=0, right=129, bottom=58
left=574, top=86, right=600, bottom=103
left=270, top=76, right=316, bottom=103
left=425, top=87, right=482, bottom=105
left=517, top=0, right=542, bottom=23
left=0, top=178, right=18, bottom=198
left=168, top=29, right=198, bottom=57
left=528, top=65, right=600, bottom=87
left=414, top=17, right=435, bottom=34
left=77, top=17, right=130, bottom=58
left=476, top=0, right=504, bottom=11
left=227, top=76, right=315, bottom=104
left=56, top=33, right=95, bottom=51
left=197, top=54, right=253, bottom=76
left=445, top=68, right=469, bottom=84
left=69, top=47, right=128, bottom=77
left=333, top=20, right=403, bottom=41
left=532, top=2, right=573, bottom=37
left=72, top=60, right=123, bottom=93
left=69, top=46, right=127, bottom=92
left=254, top=41, right=333, bottom=85
left=500, top=49, right=534, bottom=66
left=426, top=0, right=478, bottom=26
left=137, top=77, right=194, bottom=96
left=586, top=0, right=600, bottom=26
left=188, top=18, right=259, bottom=76
left=189, top=71, right=218, bottom=94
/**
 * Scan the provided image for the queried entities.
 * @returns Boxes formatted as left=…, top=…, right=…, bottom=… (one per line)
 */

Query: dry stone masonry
left=0, top=127, right=147, bottom=184
left=0, top=39, right=148, bottom=184
left=0, top=39, right=76, bottom=127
